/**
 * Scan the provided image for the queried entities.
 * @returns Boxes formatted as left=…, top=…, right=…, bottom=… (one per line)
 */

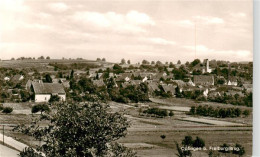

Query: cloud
left=177, top=16, right=224, bottom=28
left=230, top=12, right=246, bottom=18
left=178, top=20, right=194, bottom=27
left=0, top=0, right=29, bottom=12
left=148, top=37, right=176, bottom=45
left=48, top=2, right=68, bottom=12
left=183, top=44, right=252, bottom=61
left=71, top=10, right=155, bottom=33
left=194, top=16, right=224, bottom=24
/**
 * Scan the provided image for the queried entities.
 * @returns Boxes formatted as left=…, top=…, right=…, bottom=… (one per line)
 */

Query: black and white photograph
left=0, top=0, right=254, bottom=156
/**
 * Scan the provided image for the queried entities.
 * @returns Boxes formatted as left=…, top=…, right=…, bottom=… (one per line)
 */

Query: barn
left=31, top=82, right=66, bottom=102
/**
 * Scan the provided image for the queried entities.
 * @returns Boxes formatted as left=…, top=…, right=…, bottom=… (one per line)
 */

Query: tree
left=151, top=61, right=155, bottom=64
left=31, top=104, right=50, bottom=115
left=232, top=143, right=245, bottom=156
left=160, top=135, right=166, bottom=140
left=169, top=111, right=174, bottom=116
left=156, top=61, right=162, bottom=65
left=127, top=60, right=131, bottom=64
left=189, top=106, right=196, bottom=115
left=2, top=107, right=13, bottom=113
left=177, top=60, right=181, bottom=64
left=15, top=102, right=134, bottom=157
left=70, top=69, right=74, bottom=79
left=45, top=74, right=52, bottom=83
left=19, top=147, right=43, bottom=157
left=49, top=95, right=60, bottom=103
left=190, top=59, right=201, bottom=67
left=243, top=109, right=250, bottom=117
left=96, top=58, right=101, bottom=61
left=193, top=136, right=205, bottom=148
left=182, top=136, right=193, bottom=146
left=142, top=60, right=150, bottom=65
left=20, top=90, right=31, bottom=102
left=169, top=62, right=175, bottom=68
left=102, top=58, right=106, bottom=61
left=38, top=56, right=45, bottom=60
left=121, top=58, right=126, bottom=64
left=46, top=56, right=50, bottom=59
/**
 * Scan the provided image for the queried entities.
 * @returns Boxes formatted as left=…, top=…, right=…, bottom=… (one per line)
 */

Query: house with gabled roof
left=161, top=84, right=176, bottom=96
left=92, top=79, right=106, bottom=87
left=227, top=76, right=238, bottom=86
left=147, top=82, right=160, bottom=96
left=193, top=75, right=214, bottom=86
left=31, top=82, right=66, bottom=102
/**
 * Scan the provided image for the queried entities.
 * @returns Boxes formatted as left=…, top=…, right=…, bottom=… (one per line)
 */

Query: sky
left=0, top=0, right=253, bottom=63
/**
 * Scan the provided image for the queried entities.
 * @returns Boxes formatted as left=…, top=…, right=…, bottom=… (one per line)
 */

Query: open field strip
left=158, top=106, right=190, bottom=112
left=178, top=117, right=245, bottom=126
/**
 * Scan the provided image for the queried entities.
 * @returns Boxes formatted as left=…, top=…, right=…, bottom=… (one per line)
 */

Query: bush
left=169, top=111, right=174, bottom=117
left=143, top=108, right=168, bottom=117
left=243, top=110, right=250, bottom=117
left=189, top=105, right=246, bottom=118
left=160, top=135, right=166, bottom=140
left=2, top=107, right=13, bottom=113
left=31, top=104, right=50, bottom=115
left=182, top=136, right=193, bottom=146
left=232, top=143, right=245, bottom=156
left=193, top=136, right=205, bottom=148
left=49, top=95, right=60, bottom=103
left=0, top=104, right=3, bottom=110
left=19, top=147, right=43, bottom=157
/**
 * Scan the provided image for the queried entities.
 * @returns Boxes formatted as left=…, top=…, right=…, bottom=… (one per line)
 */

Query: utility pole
left=2, top=125, right=4, bottom=145
left=194, top=20, right=197, bottom=59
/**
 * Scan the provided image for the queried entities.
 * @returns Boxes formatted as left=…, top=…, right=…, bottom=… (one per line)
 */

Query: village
left=0, top=57, right=253, bottom=156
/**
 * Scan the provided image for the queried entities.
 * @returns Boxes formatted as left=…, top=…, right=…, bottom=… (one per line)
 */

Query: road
left=0, top=133, right=28, bottom=152
left=0, top=144, right=19, bottom=157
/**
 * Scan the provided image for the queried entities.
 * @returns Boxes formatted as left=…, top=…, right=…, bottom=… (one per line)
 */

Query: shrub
left=2, top=107, right=13, bottom=113
left=232, top=143, right=245, bottom=156
left=160, top=135, right=166, bottom=140
left=169, top=111, right=174, bottom=117
left=193, top=136, right=205, bottom=148
left=31, top=104, right=50, bottom=115
left=182, top=136, right=193, bottom=146
left=143, top=108, right=168, bottom=117
left=0, top=104, right=3, bottom=110
left=243, top=110, right=250, bottom=117
left=19, top=147, right=43, bottom=157
left=49, top=95, right=60, bottom=103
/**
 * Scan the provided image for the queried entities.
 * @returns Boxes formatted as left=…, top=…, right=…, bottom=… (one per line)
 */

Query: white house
left=31, top=82, right=66, bottom=102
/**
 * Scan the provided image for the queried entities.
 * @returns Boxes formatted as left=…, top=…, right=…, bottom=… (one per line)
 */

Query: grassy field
left=109, top=100, right=252, bottom=157
left=0, top=99, right=252, bottom=157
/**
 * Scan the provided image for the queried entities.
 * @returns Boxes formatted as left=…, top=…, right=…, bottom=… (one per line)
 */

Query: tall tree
left=121, top=58, right=126, bottom=64
left=15, top=102, right=135, bottom=157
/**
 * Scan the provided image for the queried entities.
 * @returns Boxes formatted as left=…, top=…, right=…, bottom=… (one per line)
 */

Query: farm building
left=31, top=82, right=66, bottom=102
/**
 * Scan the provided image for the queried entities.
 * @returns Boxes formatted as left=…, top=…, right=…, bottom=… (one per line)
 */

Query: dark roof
left=92, top=80, right=105, bottom=87
left=161, top=85, right=176, bottom=94
left=12, top=75, right=23, bottom=82
left=32, top=82, right=65, bottom=94
left=193, top=75, right=214, bottom=85
left=148, top=82, right=160, bottom=92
